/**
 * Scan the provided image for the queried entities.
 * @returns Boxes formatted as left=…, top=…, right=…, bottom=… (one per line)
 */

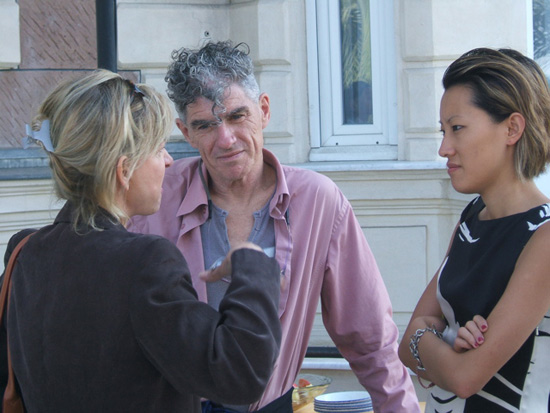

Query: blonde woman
left=1, top=70, right=281, bottom=412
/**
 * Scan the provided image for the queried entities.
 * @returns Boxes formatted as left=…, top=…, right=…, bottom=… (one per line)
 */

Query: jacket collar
left=54, top=201, right=125, bottom=231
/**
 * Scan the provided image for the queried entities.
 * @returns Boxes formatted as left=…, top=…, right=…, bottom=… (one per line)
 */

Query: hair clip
left=125, top=78, right=145, bottom=98
left=22, top=119, right=54, bottom=152
left=134, top=84, right=144, bottom=96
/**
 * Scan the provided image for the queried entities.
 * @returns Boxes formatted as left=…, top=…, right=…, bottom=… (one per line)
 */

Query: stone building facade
left=0, top=0, right=539, bottom=396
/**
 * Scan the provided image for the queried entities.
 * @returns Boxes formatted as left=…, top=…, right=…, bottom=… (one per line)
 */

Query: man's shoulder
left=281, top=164, right=340, bottom=195
left=281, top=164, right=334, bottom=186
left=279, top=164, right=350, bottom=217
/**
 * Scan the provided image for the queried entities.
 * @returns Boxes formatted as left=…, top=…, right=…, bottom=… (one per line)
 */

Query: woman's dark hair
left=443, top=48, right=550, bottom=179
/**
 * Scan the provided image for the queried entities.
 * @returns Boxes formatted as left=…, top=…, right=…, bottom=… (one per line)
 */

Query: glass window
left=307, top=0, right=397, bottom=161
left=533, top=0, right=550, bottom=195
left=534, top=0, right=550, bottom=83
left=341, top=0, right=373, bottom=126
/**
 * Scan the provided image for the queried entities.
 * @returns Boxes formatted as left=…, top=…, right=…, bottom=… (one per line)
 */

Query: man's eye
left=230, top=113, right=245, bottom=121
left=198, top=122, right=214, bottom=130
left=452, top=125, right=463, bottom=132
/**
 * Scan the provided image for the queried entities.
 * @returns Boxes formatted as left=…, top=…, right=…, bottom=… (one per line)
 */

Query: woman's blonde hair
left=443, top=48, right=550, bottom=179
left=31, top=69, right=174, bottom=230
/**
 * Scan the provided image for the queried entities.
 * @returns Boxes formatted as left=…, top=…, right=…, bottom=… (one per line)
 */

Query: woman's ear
left=116, top=156, right=130, bottom=190
left=506, top=112, right=526, bottom=146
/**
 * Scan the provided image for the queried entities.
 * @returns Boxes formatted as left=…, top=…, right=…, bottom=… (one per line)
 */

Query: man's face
left=177, top=85, right=270, bottom=185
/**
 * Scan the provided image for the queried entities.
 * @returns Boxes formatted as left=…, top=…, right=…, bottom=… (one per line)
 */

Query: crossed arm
left=398, top=223, right=550, bottom=398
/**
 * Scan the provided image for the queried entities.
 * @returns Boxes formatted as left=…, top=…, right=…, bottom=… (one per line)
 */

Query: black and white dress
left=426, top=196, right=550, bottom=412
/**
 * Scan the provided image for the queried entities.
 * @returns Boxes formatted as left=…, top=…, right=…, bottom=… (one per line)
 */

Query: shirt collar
left=176, top=157, right=209, bottom=219
left=176, top=149, right=291, bottom=221
left=262, top=149, right=290, bottom=221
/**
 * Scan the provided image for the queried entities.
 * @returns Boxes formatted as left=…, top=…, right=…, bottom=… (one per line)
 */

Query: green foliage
left=340, top=0, right=372, bottom=88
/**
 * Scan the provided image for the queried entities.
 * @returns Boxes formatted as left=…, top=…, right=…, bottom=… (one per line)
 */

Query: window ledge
left=292, top=159, right=447, bottom=173
left=0, top=142, right=198, bottom=181
left=309, top=145, right=398, bottom=162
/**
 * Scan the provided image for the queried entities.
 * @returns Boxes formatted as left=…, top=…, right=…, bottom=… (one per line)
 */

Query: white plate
left=314, top=404, right=372, bottom=410
left=314, top=404, right=373, bottom=413
left=315, top=391, right=371, bottom=403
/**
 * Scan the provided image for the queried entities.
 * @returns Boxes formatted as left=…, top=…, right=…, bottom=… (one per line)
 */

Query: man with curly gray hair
left=130, top=40, right=419, bottom=413
left=166, top=41, right=261, bottom=125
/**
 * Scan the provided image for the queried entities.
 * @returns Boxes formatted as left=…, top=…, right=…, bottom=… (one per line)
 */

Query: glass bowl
left=292, top=373, right=332, bottom=410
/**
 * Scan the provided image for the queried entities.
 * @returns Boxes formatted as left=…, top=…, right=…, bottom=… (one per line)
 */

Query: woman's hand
left=453, top=315, right=488, bottom=352
left=199, top=242, right=264, bottom=282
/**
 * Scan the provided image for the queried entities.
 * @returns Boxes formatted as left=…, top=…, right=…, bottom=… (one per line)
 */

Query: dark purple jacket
left=0, top=202, right=281, bottom=412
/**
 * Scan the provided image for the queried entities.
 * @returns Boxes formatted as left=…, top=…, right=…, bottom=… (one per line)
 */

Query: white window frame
left=306, top=0, right=397, bottom=161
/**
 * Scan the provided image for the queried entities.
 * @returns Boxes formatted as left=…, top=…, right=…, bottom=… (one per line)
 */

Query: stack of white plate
left=314, top=391, right=373, bottom=412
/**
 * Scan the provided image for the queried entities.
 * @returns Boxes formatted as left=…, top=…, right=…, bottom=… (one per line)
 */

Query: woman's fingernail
left=474, top=342, right=479, bottom=348
left=477, top=336, right=484, bottom=344
left=481, top=324, right=487, bottom=331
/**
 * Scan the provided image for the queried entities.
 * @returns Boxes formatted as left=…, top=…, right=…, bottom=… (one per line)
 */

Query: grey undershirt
left=200, top=200, right=276, bottom=412
left=201, top=200, right=276, bottom=311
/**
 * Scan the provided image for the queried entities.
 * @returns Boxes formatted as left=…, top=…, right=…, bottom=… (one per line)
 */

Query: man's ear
left=506, top=112, right=526, bottom=146
left=116, top=156, right=130, bottom=190
left=176, top=118, right=198, bottom=148
left=259, top=93, right=271, bottom=129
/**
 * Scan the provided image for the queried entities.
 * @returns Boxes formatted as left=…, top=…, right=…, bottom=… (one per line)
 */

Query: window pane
left=534, top=0, right=550, bottom=84
left=308, top=0, right=397, bottom=159
left=341, top=0, right=373, bottom=125
left=533, top=0, right=550, bottom=194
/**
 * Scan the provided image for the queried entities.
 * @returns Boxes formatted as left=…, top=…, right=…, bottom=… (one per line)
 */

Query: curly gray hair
left=165, top=40, right=261, bottom=123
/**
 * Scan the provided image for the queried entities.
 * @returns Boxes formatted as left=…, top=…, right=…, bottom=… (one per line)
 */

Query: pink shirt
left=129, top=149, right=419, bottom=412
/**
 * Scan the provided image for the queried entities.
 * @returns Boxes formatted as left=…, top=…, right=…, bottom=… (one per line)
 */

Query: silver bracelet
left=409, top=325, right=442, bottom=371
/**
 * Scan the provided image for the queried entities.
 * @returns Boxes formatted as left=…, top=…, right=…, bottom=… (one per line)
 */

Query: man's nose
left=216, top=122, right=236, bottom=147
